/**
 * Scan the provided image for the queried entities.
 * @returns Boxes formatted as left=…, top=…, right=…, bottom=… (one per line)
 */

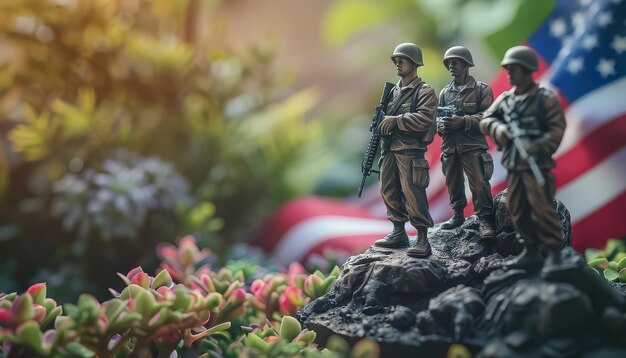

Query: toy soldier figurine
left=374, top=43, right=437, bottom=258
left=437, top=46, right=496, bottom=239
left=480, top=45, right=566, bottom=269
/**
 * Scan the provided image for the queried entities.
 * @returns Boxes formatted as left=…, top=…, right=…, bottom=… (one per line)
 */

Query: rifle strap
left=476, top=81, right=483, bottom=112
left=409, top=82, right=424, bottom=113
left=387, top=82, right=422, bottom=116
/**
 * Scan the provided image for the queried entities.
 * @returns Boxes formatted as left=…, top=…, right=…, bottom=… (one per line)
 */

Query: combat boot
left=504, top=244, right=543, bottom=270
left=406, top=227, right=431, bottom=258
left=440, top=211, right=464, bottom=230
left=478, top=216, right=496, bottom=240
left=374, top=222, right=409, bottom=248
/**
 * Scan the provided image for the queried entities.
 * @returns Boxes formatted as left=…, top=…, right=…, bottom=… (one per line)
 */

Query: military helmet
left=443, top=46, right=474, bottom=67
left=390, top=43, right=424, bottom=66
left=500, top=45, right=539, bottom=72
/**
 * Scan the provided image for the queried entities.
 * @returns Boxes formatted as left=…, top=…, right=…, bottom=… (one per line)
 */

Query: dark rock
left=388, top=306, right=416, bottom=331
left=298, top=190, right=626, bottom=357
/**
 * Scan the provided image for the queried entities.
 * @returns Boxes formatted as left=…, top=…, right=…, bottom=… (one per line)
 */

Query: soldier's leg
left=394, top=152, right=433, bottom=257
left=523, top=171, right=563, bottom=248
left=504, top=172, right=543, bottom=269
left=460, top=150, right=495, bottom=238
left=376, top=152, right=409, bottom=248
left=440, top=152, right=466, bottom=229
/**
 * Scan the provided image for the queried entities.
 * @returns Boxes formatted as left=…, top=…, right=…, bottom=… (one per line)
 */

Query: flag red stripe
left=554, top=114, right=626, bottom=187
left=307, top=234, right=391, bottom=259
left=253, top=197, right=376, bottom=252
left=571, top=190, right=626, bottom=252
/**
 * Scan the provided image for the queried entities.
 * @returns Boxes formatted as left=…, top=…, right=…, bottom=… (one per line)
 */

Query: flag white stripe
left=556, top=77, right=626, bottom=156
left=556, top=146, right=626, bottom=221
left=270, top=216, right=390, bottom=263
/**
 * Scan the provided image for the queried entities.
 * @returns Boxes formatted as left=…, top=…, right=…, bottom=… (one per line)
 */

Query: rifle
left=500, top=99, right=546, bottom=186
left=358, top=82, right=395, bottom=197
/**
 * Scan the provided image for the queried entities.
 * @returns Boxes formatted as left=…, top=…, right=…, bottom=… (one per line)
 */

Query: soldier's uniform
left=438, top=76, right=495, bottom=222
left=481, top=83, right=565, bottom=249
left=380, top=76, right=437, bottom=230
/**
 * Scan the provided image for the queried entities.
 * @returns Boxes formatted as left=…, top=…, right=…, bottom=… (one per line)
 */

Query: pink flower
left=278, top=286, right=304, bottom=316
left=130, top=272, right=151, bottom=289
left=250, top=279, right=267, bottom=300
left=229, top=288, right=247, bottom=304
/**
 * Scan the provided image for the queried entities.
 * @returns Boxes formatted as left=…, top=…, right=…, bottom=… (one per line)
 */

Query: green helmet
left=390, top=43, right=424, bottom=66
left=500, top=45, right=539, bottom=72
left=443, top=46, right=474, bottom=67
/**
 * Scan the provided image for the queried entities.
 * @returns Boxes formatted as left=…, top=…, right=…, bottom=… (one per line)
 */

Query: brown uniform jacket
left=386, top=77, right=438, bottom=152
left=438, top=76, right=494, bottom=154
left=480, top=84, right=566, bottom=171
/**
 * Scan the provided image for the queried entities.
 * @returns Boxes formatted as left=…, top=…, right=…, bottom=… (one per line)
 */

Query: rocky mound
left=297, top=193, right=626, bottom=357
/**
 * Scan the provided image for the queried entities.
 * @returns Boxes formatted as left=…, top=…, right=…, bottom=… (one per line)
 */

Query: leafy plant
left=586, top=239, right=626, bottom=282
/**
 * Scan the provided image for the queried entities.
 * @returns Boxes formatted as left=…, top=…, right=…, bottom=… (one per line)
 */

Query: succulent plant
left=52, top=151, right=189, bottom=241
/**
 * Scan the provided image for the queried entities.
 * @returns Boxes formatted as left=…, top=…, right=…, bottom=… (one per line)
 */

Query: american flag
left=254, top=0, right=626, bottom=265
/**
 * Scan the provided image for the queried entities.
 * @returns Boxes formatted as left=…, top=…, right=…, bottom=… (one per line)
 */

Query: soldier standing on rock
left=374, top=43, right=437, bottom=258
left=437, top=46, right=496, bottom=239
left=480, top=45, right=566, bottom=269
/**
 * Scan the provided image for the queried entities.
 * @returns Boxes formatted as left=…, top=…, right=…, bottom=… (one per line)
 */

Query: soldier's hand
left=520, top=138, right=538, bottom=155
left=447, top=116, right=464, bottom=131
left=438, top=117, right=451, bottom=135
left=379, top=116, right=399, bottom=136
left=494, top=125, right=510, bottom=146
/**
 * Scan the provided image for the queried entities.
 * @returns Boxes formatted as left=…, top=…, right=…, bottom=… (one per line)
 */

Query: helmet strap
left=398, top=64, right=417, bottom=78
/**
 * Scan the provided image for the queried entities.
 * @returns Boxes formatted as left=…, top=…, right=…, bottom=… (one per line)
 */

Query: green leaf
left=446, top=343, right=471, bottom=358
left=152, top=269, right=173, bottom=289
left=618, top=257, right=626, bottom=270
left=588, top=257, right=608, bottom=270
left=608, top=261, right=619, bottom=272
left=16, top=321, right=42, bottom=352
left=244, top=333, right=269, bottom=354
left=279, top=316, right=302, bottom=341
left=605, top=239, right=626, bottom=260
left=604, top=268, right=619, bottom=282
left=15, top=294, right=34, bottom=322
left=619, top=269, right=626, bottom=283
left=584, top=248, right=603, bottom=262
left=351, top=337, right=381, bottom=358
left=41, top=306, right=63, bottom=329
left=65, top=341, right=96, bottom=358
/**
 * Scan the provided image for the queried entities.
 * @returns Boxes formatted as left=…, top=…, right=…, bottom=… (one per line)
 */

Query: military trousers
left=441, top=149, right=494, bottom=217
left=379, top=150, right=434, bottom=228
left=506, top=170, right=563, bottom=248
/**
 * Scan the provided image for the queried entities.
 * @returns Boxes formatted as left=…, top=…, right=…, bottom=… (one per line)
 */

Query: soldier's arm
left=534, top=91, right=566, bottom=156
left=397, top=85, right=437, bottom=133
left=480, top=95, right=507, bottom=144
left=438, top=88, right=446, bottom=107
left=464, top=83, right=494, bottom=133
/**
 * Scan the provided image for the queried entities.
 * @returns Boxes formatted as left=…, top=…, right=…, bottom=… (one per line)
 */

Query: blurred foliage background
left=0, top=0, right=523, bottom=302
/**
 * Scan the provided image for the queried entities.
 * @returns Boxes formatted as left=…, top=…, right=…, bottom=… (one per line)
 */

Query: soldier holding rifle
left=371, top=43, right=437, bottom=258
left=480, top=45, right=566, bottom=269
left=437, top=46, right=496, bottom=239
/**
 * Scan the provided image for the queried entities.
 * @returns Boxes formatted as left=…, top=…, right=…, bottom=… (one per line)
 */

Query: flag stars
left=567, top=57, right=585, bottom=74
left=582, top=34, right=599, bottom=50
left=612, top=35, right=626, bottom=54
left=571, top=12, right=586, bottom=34
left=550, top=18, right=568, bottom=38
left=596, top=58, right=616, bottom=77
left=598, top=12, right=613, bottom=27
